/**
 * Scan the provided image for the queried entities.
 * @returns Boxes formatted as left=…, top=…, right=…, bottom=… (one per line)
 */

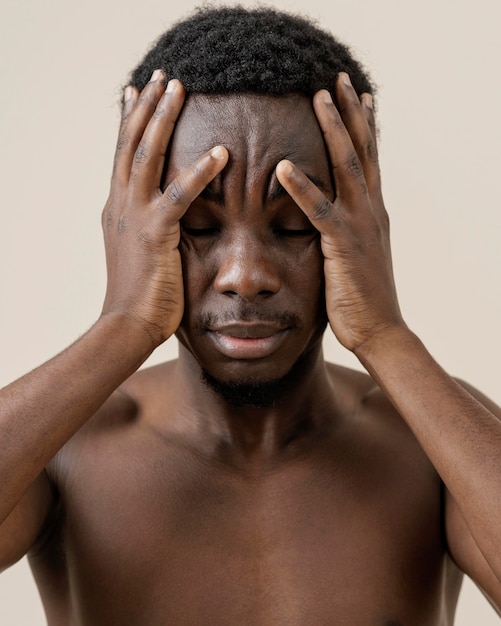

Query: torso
left=29, top=361, right=462, bottom=625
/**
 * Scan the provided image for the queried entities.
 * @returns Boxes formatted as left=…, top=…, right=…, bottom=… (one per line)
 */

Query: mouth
left=206, top=322, right=290, bottom=360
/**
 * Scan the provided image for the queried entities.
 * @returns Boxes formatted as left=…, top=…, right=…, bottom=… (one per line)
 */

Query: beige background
left=1, top=0, right=500, bottom=623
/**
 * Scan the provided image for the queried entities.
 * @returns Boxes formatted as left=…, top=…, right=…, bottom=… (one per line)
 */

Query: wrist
left=353, top=323, right=420, bottom=371
left=95, top=311, right=160, bottom=367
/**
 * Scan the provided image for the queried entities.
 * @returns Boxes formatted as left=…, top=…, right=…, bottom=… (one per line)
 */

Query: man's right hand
left=101, top=70, right=228, bottom=347
left=0, top=73, right=228, bottom=552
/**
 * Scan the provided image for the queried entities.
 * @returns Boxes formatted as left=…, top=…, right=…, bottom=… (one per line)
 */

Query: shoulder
left=325, top=361, right=440, bottom=479
left=47, top=359, right=179, bottom=481
left=326, top=361, right=404, bottom=425
left=87, top=359, right=178, bottom=431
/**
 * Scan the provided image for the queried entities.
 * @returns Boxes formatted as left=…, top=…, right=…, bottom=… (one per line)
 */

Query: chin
left=200, top=347, right=316, bottom=409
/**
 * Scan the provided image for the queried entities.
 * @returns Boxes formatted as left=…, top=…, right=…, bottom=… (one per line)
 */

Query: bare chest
left=34, top=432, right=459, bottom=625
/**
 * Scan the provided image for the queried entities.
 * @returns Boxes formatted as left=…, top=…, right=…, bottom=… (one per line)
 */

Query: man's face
left=167, top=93, right=333, bottom=391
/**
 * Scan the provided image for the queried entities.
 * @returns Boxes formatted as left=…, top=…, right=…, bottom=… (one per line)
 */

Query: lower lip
left=208, top=330, right=289, bottom=360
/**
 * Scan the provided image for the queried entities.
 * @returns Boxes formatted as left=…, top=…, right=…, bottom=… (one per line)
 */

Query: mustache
left=198, top=307, right=301, bottom=331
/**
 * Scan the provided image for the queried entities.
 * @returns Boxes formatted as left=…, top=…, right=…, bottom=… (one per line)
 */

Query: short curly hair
left=128, top=5, right=375, bottom=100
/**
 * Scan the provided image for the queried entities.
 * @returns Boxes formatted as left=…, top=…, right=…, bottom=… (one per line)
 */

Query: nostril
left=213, top=244, right=281, bottom=298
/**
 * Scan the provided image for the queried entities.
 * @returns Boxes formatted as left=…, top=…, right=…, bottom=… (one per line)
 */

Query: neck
left=172, top=343, right=339, bottom=469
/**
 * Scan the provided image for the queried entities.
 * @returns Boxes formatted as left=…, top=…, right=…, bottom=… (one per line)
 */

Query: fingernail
left=151, top=69, right=163, bottom=82
left=278, top=160, right=294, bottom=177
left=211, top=146, right=226, bottom=159
left=363, top=93, right=373, bottom=109
left=340, top=72, right=352, bottom=87
left=124, top=85, right=133, bottom=102
left=320, top=89, right=333, bottom=104
left=166, top=79, right=178, bottom=93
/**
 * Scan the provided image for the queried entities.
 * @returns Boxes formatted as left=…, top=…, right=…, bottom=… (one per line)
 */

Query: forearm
left=0, top=313, right=155, bottom=523
left=0, top=74, right=226, bottom=526
left=356, top=326, right=501, bottom=572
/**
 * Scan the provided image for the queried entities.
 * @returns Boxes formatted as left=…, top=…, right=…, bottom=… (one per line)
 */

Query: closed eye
left=181, top=226, right=220, bottom=237
left=274, top=228, right=316, bottom=237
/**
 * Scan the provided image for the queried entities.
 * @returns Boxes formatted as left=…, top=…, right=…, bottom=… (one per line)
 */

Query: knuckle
left=136, top=227, right=156, bottom=248
left=378, top=206, right=390, bottom=230
left=321, top=117, right=344, bottom=144
left=367, top=117, right=377, bottom=136
left=333, top=115, right=345, bottom=129
left=365, top=140, right=378, bottom=163
left=153, top=104, right=167, bottom=120
left=345, top=153, right=364, bottom=179
left=129, top=169, right=139, bottom=185
left=164, top=179, right=186, bottom=206
left=102, top=204, right=114, bottom=230
left=116, top=131, right=130, bottom=153
left=134, top=141, right=151, bottom=164
left=121, top=107, right=132, bottom=123
left=118, top=216, right=128, bottom=232
left=137, top=92, right=152, bottom=107
left=311, top=197, right=334, bottom=221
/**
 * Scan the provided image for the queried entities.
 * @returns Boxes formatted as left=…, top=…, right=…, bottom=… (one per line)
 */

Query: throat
left=175, top=342, right=341, bottom=466
left=212, top=405, right=329, bottom=470
left=201, top=373, right=336, bottom=466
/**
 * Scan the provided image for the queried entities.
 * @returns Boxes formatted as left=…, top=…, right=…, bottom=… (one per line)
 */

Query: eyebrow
left=199, top=173, right=330, bottom=206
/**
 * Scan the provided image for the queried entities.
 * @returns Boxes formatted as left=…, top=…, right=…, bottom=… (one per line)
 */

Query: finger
left=360, top=93, right=378, bottom=153
left=275, top=159, right=342, bottom=235
left=333, top=73, right=380, bottom=196
left=109, top=85, right=138, bottom=185
left=129, top=79, right=186, bottom=198
left=313, top=86, right=369, bottom=205
left=121, top=85, right=138, bottom=126
left=157, top=146, right=229, bottom=227
left=112, top=69, right=168, bottom=189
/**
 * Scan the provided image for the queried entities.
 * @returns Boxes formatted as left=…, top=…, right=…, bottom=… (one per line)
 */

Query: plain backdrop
left=1, top=0, right=500, bottom=623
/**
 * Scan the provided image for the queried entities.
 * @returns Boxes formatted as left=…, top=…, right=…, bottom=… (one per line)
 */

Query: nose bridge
left=213, top=228, right=281, bottom=298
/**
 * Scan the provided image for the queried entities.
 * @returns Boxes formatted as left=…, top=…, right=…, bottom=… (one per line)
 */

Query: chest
left=40, top=432, right=452, bottom=625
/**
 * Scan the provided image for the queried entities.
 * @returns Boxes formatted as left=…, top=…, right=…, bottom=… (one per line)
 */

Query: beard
left=193, top=301, right=328, bottom=408
left=201, top=348, right=313, bottom=409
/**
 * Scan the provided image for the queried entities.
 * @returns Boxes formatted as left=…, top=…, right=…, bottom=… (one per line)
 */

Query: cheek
left=179, top=240, right=212, bottom=302
left=286, top=239, right=324, bottom=295
left=294, top=240, right=328, bottom=332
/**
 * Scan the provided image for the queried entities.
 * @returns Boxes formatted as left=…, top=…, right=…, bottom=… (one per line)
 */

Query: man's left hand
left=276, top=72, right=404, bottom=354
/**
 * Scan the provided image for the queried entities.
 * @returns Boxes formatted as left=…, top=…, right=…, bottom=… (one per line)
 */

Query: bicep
left=0, top=471, right=55, bottom=573
left=446, top=489, right=501, bottom=614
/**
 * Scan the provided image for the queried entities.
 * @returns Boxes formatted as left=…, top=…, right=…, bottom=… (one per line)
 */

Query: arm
left=276, top=73, right=501, bottom=603
left=0, top=72, right=228, bottom=566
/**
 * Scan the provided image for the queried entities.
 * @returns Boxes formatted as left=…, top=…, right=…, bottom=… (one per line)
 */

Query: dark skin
left=1, top=70, right=501, bottom=625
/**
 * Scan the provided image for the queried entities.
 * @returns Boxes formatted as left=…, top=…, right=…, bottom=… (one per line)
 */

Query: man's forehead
left=185, top=91, right=311, bottom=119
left=169, top=92, right=326, bottom=167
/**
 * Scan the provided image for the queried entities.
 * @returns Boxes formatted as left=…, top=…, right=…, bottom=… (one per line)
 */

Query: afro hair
left=128, top=6, right=375, bottom=100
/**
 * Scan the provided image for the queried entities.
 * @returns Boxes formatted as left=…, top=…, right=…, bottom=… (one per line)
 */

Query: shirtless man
left=1, top=6, right=501, bottom=625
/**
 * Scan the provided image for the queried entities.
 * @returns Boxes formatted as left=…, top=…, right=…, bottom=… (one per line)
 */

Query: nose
left=213, top=234, right=281, bottom=299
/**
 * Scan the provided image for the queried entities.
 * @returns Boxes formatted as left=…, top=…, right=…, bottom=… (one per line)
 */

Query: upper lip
left=208, top=322, right=288, bottom=338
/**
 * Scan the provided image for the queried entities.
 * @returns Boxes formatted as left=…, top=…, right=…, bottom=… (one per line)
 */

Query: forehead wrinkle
left=187, top=96, right=253, bottom=208
left=174, top=93, right=331, bottom=212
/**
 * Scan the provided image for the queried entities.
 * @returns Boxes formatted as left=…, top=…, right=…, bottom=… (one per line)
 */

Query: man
left=1, top=6, right=500, bottom=624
